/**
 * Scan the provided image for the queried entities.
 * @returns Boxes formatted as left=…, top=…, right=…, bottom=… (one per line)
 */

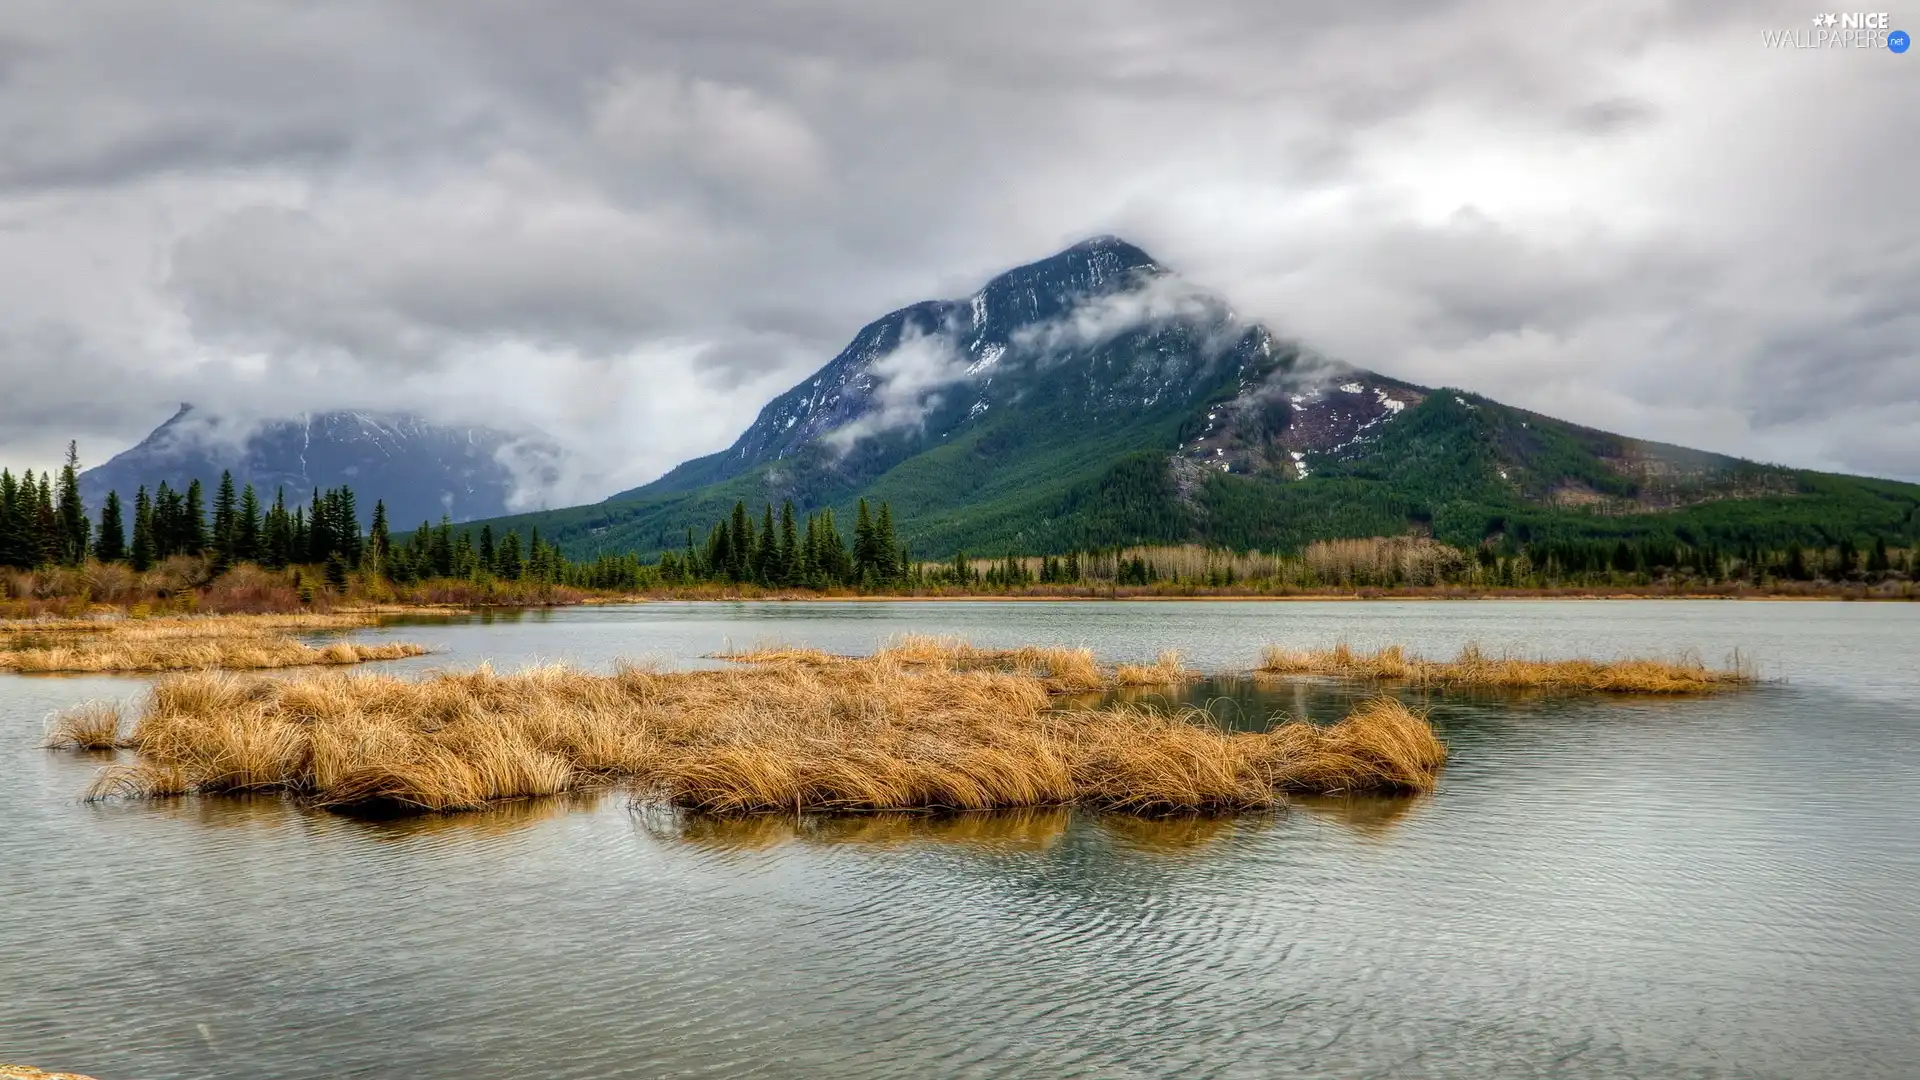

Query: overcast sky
left=0, top=0, right=1914, bottom=500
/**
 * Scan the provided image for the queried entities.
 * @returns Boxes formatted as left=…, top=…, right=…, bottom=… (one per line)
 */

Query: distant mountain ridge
left=81, top=406, right=558, bottom=527
left=458, top=236, right=1920, bottom=558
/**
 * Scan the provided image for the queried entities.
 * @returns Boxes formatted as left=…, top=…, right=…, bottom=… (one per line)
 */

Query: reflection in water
left=356, top=790, right=612, bottom=839
left=1095, top=809, right=1273, bottom=851
left=634, top=797, right=1423, bottom=857
left=1292, top=791, right=1431, bottom=836
left=634, top=805, right=1077, bottom=852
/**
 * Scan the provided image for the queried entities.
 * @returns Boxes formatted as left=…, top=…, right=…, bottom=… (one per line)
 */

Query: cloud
left=821, top=327, right=969, bottom=451
left=0, top=0, right=1913, bottom=489
left=1010, top=274, right=1236, bottom=357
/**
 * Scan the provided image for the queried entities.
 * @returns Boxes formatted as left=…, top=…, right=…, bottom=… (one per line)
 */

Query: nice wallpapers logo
left=1763, top=12, right=1911, bottom=50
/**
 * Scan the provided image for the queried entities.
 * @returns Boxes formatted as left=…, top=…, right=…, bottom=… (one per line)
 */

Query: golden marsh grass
left=1256, top=642, right=1756, bottom=693
left=0, top=614, right=426, bottom=673
left=1114, top=649, right=1201, bottom=686
left=68, top=651, right=1445, bottom=815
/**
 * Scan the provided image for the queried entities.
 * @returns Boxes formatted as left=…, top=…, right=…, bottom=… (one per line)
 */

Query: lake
left=3, top=600, right=1917, bottom=1079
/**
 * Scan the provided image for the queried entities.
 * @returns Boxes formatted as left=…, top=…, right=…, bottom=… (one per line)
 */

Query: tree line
left=5, top=441, right=1913, bottom=596
left=657, top=498, right=909, bottom=588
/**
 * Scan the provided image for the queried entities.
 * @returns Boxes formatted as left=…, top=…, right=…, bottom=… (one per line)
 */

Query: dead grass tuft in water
left=1113, top=650, right=1201, bottom=686
left=63, top=653, right=1444, bottom=815
left=41, top=702, right=122, bottom=750
left=0, top=614, right=426, bottom=672
left=1256, top=642, right=1755, bottom=693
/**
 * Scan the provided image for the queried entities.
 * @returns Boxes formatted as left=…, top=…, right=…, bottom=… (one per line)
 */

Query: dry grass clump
left=868, top=634, right=1109, bottom=693
left=63, top=655, right=1445, bottom=815
left=1113, top=649, right=1201, bottom=686
left=0, top=614, right=425, bottom=672
left=41, top=702, right=122, bottom=750
left=712, top=643, right=847, bottom=666
left=1257, top=642, right=1755, bottom=693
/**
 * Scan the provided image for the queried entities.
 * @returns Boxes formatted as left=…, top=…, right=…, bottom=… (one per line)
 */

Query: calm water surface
left=3, top=600, right=1917, bottom=1079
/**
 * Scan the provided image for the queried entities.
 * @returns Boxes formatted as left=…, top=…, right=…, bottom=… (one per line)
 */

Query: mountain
left=81, top=406, right=559, bottom=527
left=471, top=237, right=1920, bottom=558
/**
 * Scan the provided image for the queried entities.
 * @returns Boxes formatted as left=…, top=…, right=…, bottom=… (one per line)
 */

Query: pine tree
left=182, top=479, right=209, bottom=555
left=452, top=530, right=477, bottom=578
left=478, top=524, right=495, bottom=573
left=130, top=486, right=155, bottom=572
left=777, top=501, right=798, bottom=587
left=431, top=516, right=454, bottom=577
left=0, top=469, right=24, bottom=569
left=55, top=442, right=89, bottom=565
left=236, top=485, right=263, bottom=563
left=33, top=473, right=59, bottom=567
left=729, top=502, right=751, bottom=581
left=211, top=470, right=239, bottom=570
left=853, top=498, right=877, bottom=582
left=307, top=489, right=332, bottom=564
left=264, top=488, right=292, bottom=569
left=818, top=509, right=848, bottom=584
left=334, top=486, right=362, bottom=567
left=368, top=500, right=391, bottom=568
left=497, top=530, right=524, bottom=579
left=873, top=502, right=898, bottom=582
left=528, top=528, right=550, bottom=580
left=97, top=491, right=127, bottom=563
left=323, top=551, right=349, bottom=593
left=755, top=504, right=776, bottom=584
left=290, top=508, right=310, bottom=563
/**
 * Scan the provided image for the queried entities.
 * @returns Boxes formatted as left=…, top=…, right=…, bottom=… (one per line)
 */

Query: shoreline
left=5, top=587, right=1912, bottom=627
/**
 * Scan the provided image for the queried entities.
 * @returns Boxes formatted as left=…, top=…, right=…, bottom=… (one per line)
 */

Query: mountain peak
left=1065, top=234, right=1156, bottom=263
left=81, top=408, right=560, bottom=524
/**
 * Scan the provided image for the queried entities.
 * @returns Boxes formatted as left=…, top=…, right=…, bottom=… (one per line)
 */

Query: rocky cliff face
left=80, top=406, right=560, bottom=526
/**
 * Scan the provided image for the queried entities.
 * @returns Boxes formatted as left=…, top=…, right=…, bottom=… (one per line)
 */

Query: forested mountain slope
left=469, top=238, right=1920, bottom=559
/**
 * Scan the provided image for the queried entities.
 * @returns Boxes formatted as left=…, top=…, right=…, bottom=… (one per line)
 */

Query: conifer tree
left=323, top=551, right=349, bottom=593
left=777, top=501, right=798, bottom=587
left=755, top=504, right=776, bottom=584
left=236, top=484, right=263, bottom=563
left=334, top=486, right=362, bottom=567
left=497, top=530, right=524, bottom=579
left=183, top=479, right=208, bottom=555
left=478, top=524, right=495, bottom=572
left=130, top=487, right=155, bottom=571
left=150, top=482, right=176, bottom=557
left=306, top=489, right=332, bottom=564
left=211, top=470, right=239, bottom=569
left=368, top=500, right=390, bottom=568
left=0, top=469, right=24, bottom=569
left=818, top=508, right=848, bottom=584
left=431, top=516, right=454, bottom=577
left=264, top=488, right=292, bottom=569
left=729, top=502, right=751, bottom=581
left=853, top=498, right=877, bottom=582
left=33, top=473, right=59, bottom=567
left=452, top=531, right=477, bottom=578
left=55, top=442, right=89, bottom=565
left=97, top=491, right=126, bottom=563
left=874, top=501, right=898, bottom=581
left=529, top=528, right=551, bottom=580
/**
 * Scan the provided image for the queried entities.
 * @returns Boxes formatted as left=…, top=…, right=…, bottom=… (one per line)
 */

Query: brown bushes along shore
left=61, top=649, right=1446, bottom=816
left=1257, top=642, right=1756, bottom=693
left=2, top=614, right=428, bottom=673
